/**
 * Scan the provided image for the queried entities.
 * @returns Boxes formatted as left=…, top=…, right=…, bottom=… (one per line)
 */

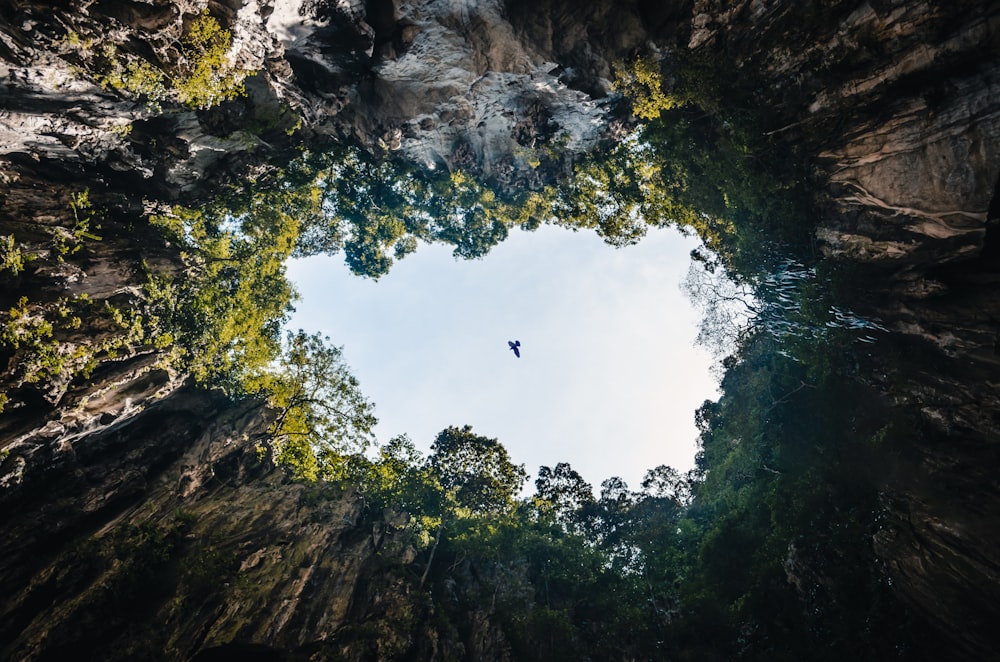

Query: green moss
left=181, top=545, right=241, bottom=597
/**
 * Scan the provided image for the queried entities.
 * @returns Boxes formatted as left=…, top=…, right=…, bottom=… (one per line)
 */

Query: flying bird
left=508, top=340, right=520, bottom=358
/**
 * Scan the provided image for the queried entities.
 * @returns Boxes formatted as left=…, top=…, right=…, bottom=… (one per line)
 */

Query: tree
left=682, top=257, right=888, bottom=361
left=533, top=462, right=595, bottom=532
left=359, top=434, right=440, bottom=515
left=429, top=425, right=527, bottom=516
left=640, top=465, right=695, bottom=505
left=613, top=53, right=685, bottom=120
left=681, top=259, right=757, bottom=359
left=420, top=425, right=527, bottom=586
left=260, top=330, right=377, bottom=481
left=296, top=148, right=517, bottom=279
left=96, top=9, right=251, bottom=110
left=147, top=198, right=300, bottom=390
left=551, top=132, right=699, bottom=248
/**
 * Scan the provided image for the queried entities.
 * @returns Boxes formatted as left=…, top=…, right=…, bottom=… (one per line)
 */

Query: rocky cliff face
left=0, top=377, right=468, bottom=661
left=0, top=0, right=673, bottom=201
left=2, top=0, right=1000, bottom=659
left=700, top=4, right=1000, bottom=656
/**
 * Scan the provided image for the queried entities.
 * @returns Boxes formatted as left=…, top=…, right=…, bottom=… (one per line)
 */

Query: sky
left=285, top=224, right=717, bottom=494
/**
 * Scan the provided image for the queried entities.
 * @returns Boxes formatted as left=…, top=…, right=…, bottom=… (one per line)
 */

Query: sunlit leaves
left=260, top=330, right=377, bottom=480
left=553, top=132, right=679, bottom=247
left=95, top=10, right=251, bottom=110
left=357, top=435, right=440, bottom=516
left=613, top=53, right=687, bottom=120
left=148, top=200, right=298, bottom=389
left=300, top=148, right=523, bottom=278
left=175, top=10, right=252, bottom=109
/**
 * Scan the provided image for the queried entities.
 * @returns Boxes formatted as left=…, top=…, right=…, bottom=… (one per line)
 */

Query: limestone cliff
left=693, top=4, right=1000, bottom=655
left=2, top=0, right=1000, bottom=659
left=0, top=0, right=671, bottom=200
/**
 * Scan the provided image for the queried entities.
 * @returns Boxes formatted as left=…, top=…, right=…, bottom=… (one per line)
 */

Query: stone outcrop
left=715, top=4, right=1000, bottom=656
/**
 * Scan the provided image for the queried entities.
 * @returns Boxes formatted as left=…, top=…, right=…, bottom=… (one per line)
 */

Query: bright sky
left=286, top=224, right=717, bottom=493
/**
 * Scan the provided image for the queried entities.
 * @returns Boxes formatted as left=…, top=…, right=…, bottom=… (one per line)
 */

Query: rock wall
left=0, top=377, right=437, bottom=661
left=690, top=2, right=1000, bottom=656
left=0, top=0, right=668, bottom=201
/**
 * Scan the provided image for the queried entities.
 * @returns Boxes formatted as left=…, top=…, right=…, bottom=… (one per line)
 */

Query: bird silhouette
left=508, top=340, right=520, bottom=358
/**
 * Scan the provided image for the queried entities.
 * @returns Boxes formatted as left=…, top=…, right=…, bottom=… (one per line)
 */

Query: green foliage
left=551, top=106, right=810, bottom=280
left=356, top=435, right=439, bottom=516
left=0, top=189, right=103, bottom=276
left=429, top=425, right=527, bottom=515
left=0, top=294, right=101, bottom=383
left=613, top=53, right=686, bottom=119
left=260, top=330, right=378, bottom=481
left=0, top=234, right=33, bottom=276
left=661, top=332, right=917, bottom=658
left=532, top=462, right=595, bottom=532
left=1, top=296, right=58, bottom=383
left=6, top=291, right=164, bottom=385
left=0, top=190, right=175, bottom=390
left=291, top=136, right=800, bottom=283
left=577, top=46, right=817, bottom=288
left=62, top=29, right=92, bottom=52
left=95, top=10, right=250, bottom=110
left=323, top=328, right=917, bottom=659
left=544, top=101, right=809, bottom=287
left=2, top=296, right=54, bottom=350
left=147, top=195, right=299, bottom=389
left=51, top=189, right=103, bottom=260
left=174, top=10, right=252, bottom=109
left=292, top=147, right=529, bottom=279
left=98, top=52, right=168, bottom=109
left=139, top=183, right=381, bottom=484
left=551, top=131, right=699, bottom=247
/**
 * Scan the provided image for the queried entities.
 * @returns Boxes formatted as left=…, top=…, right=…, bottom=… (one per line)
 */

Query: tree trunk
left=419, top=516, right=445, bottom=589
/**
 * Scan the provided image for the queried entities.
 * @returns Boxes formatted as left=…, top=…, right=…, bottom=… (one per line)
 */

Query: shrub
left=96, top=10, right=251, bottom=110
left=174, top=10, right=252, bottom=109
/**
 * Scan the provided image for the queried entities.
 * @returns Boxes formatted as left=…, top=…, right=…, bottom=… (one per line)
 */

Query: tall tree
left=420, top=425, right=527, bottom=586
left=259, top=330, right=377, bottom=481
left=428, top=425, right=528, bottom=515
left=533, top=462, right=595, bottom=532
